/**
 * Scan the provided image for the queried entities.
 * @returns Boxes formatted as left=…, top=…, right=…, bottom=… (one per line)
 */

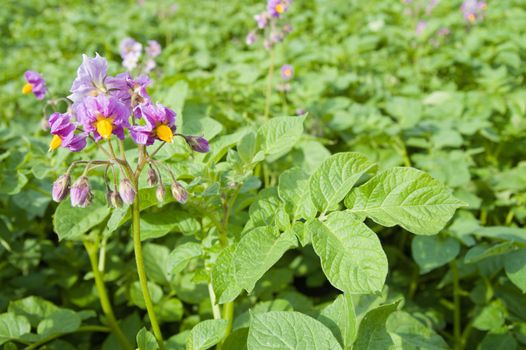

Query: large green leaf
left=411, top=236, right=460, bottom=273
left=310, top=152, right=375, bottom=213
left=53, top=192, right=110, bottom=240
left=386, top=311, right=448, bottom=350
left=37, top=309, right=81, bottom=337
left=308, top=211, right=387, bottom=294
left=256, top=116, right=305, bottom=158
left=505, top=249, right=526, bottom=293
left=317, top=294, right=356, bottom=347
left=345, top=167, right=464, bottom=235
left=8, top=296, right=59, bottom=327
left=247, top=311, right=342, bottom=350
left=165, top=242, right=203, bottom=277
left=278, top=167, right=316, bottom=220
left=354, top=302, right=399, bottom=350
left=0, top=313, right=31, bottom=345
left=186, top=319, right=228, bottom=350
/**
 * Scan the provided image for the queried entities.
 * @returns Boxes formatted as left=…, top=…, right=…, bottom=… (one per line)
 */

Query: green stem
left=217, top=302, right=235, bottom=350
left=132, top=196, right=165, bottom=350
left=83, top=240, right=133, bottom=350
left=25, top=325, right=110, bottom=350
left=208, top=282, right=222, bottom=320
left=263, top=47, right=276, bottom=119
left=450, top=260, right=461, bottom=350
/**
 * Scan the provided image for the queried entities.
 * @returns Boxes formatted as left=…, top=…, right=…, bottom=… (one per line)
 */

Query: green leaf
left=411, top=236, right=460, bottom=273
left=354, top=302, right=399, bottom=350
left=247, top=311, right=342, bottom=350
left=310, top=152, right=375, bottom=213
left=0, top=313, right=31, bottom=346
left=156, top=298, right=184, bottom=322
left=53, top=193, right=110, bottom=240
left=137, top=327, right=158, bottom=350
left=317, top=294, right=356, bottom=347
left=130, top=281, right=163, bottom=309
left=505, top=249, right=526, bottom=293
left=386, top=311, right=448, bottom=350
left=141, top=208, right=200, bottom=241
left=238, top=132, right=257, bottom=164
left=234, top=227, right=297, bottom=293
left=8, top=296, right=58, bottom=327
left=256, top=116, right=305, bottom=158
left=212, top=245, right=243, bottom=304
left=166, top=242, right=203, bottom=277
left=143, top=243, right=170, bottom=284
left=345, top=167, right=464, bottom=235
left=278, top=167, right=316, bottom=220
left=464, top=242, right=518, bottom=264
left=186, top=319, right=228, bottom=350
left=479, top=333, right=517, bottom=350
left=222, top=328, right=248, bottom=350
left=473, top=300, right=507, bottom=331
left=37, top=309, right=81, bottom=337
left=308, top=211, right=387, bottom=294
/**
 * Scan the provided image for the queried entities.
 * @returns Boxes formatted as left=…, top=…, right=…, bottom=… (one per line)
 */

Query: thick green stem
left=84, top=240, right=133, bottom=350
left=132, top=197, right=165, bottom=350
left=263, top=47, right=276, bottom=119
left=217, top=301, right=235, bottom=350
left=450, top=260, right=461, bottom=350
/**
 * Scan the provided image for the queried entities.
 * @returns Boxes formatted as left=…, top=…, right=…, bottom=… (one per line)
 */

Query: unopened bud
left=119, top=178, right=136, bottom=204
left=171, top=181, right=188, bottom=204
left=107, top=191, right=123, bottom=208
left=70, top=176, right=92, bottom=208
left=185, top=135, right=210, bottom=153
left=147, top=167, right=158, bottom=186
left=156, top=185, right=166, bottom=203
left=52, top=174, right=70, bottom=202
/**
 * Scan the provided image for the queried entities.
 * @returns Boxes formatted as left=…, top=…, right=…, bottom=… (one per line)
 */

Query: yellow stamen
left=276, top=3, right=284, bottom=13
left=467, top=13, right=476, bottom=23
left=95, top=117, right=113, bottom=139
left=49, top=135, right=62, bottom=151
left=22, top=83, right=33, bottom=94
left=284, top=69, right=291, bottom=77
left=156, top=124, right=173, bottom=143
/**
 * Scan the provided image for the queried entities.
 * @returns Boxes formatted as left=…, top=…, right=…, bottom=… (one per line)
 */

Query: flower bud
left=52, top=174, right=70, bottom=202
left=156, top=185, right=166, bottom=203
left=107, top=191, right=123, bottom=208
left=184, top=136, right=210, bottom=153
left=171, top=181, right=188, bottom=204
left=119, top=178, right=136, bottom=204
left=70, top=176, right=92, bottom=208
left=147, top=167, right=158, bottom=186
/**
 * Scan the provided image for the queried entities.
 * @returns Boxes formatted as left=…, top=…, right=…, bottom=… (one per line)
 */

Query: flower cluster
left=35, top=53, right=209, bottom=208
left=120, top=37, right=162, bottom=73
left=461, top=0, right=487, bottom=24
left=246, top=0, right=293, bottom=49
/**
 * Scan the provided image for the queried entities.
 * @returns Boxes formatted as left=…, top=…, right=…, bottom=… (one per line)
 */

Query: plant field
left=1, top=0, right=526, bottom=349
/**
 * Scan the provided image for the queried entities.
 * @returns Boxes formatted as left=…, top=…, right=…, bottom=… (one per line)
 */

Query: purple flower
left=156, top=185, right=166, bottom=203
left=48, top=112, right=87, bottom=152
left=280, top=64, right=294, bottom=80
left=144, top=59, right=156, bottom=73
left=146, top=40, right=162, bottom=58
left=147, top=167, right=158, bottom=186
left=110, top=73, right=151, bottom=112
left=76, top=94, right=130, bottom=141
left=438, top=27, right=450, bottom=37
left=296, top=108, right=306, bottom=116
left=267, top=0, right=289, bottom=18
left=184, top=136, right=209, bottom=153
left=52, top=174, right=70, bottom=202
left=246, top=31, right=257, bottom=45
left=23, top=71, right=47, bottom=100
left=130, top=103, right=176, bottom=145
left=270, top=31, right=284, bottom=44
left=119, top=178, right=136, bottom=204
left=68, top=54, right=109, bottom=104
left=171, top=181, right=188, bottom=204
left=416, top=20, right=427, bottom=36
left=255, top=12, right=269, bottom=29
left=282, top=23, right=293, bottom=34
left=461, top=0, right=487, bottom=23
left=120, top=37, right=142, bottom=70
left=70, top=176, right=93, bottom=208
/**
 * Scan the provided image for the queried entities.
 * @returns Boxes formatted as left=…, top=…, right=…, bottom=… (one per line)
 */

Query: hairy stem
left=84, top=240, right=133, bottom=350
left=132, top=195, right=165, bottom=350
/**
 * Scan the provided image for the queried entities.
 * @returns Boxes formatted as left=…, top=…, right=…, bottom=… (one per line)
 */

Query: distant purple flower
left=280, top=64, right=294, bottom=80
left=70, top=176, right=92, bottom=208
left=144, top=59, right=156, bottom=73
left=76, top=94, right=130, bottom=141
left=130, top=103, right=176, bottom=145
left=120, top=37, right=142, bottom=70
left=461, top=0, right=487, bottom=23
left=416, top=20, right=427, bottom=36
left=48, top=112, right=87, bottom=152
left=184, top=136, right=209, bottom=153
left=282, top=23, right=293, bottom=34
left=23, top=71, right=47, bottom=100
left=146, top=40, right=162, bottom=57
left=426, top=0, right=439, bottom=15
left=270, top=31, right=284, bottom=43
left=246, top=31, right=257, bottom=45
left=268, top=0, right=289, bottom=18
left=119, top=178, right=136, bottom=204
left=438, top=27, right=450, bottom=37
left=296, top=108, right=306, bottom=116
left=255, top=12, right=269, bottom=29
left=52, top=174, right=70, bottom=202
